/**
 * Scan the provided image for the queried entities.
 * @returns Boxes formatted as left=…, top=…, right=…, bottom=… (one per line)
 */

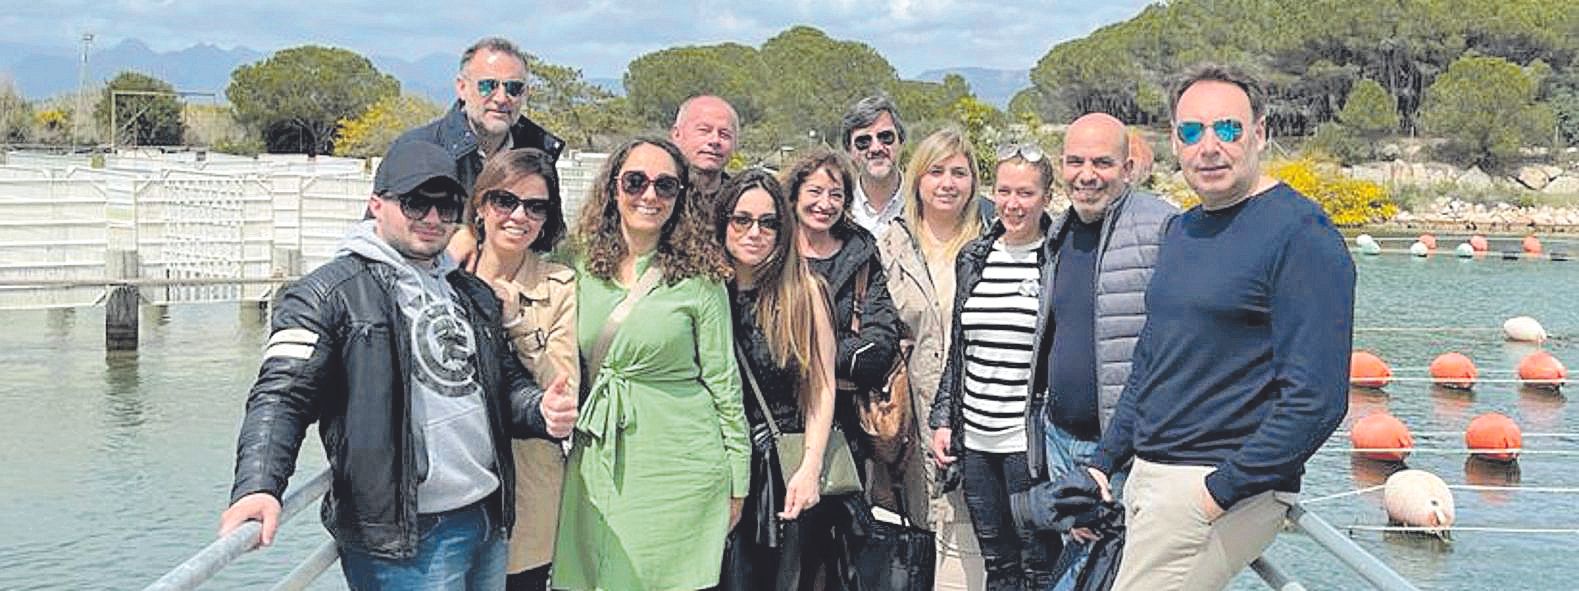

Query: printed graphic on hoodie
left=411, top=299, right=481, bottom=398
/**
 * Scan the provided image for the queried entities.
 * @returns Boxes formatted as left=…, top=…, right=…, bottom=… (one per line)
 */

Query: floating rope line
left=1320, top=447, right=1579, bottom=456
left=1353, top=327, right=1505, bottom=333
left=1347, top=247, right=1569, bottom=259
left=1334, top=431, right=1579, bottom=438
left=1368, top=376, right=1566, bottom=385
left=1387, top=367, right=1522, bottom=373
left=1346, top=525, right=1579, bottom=535
left=1303, top=485, right=1386, bottom=504
left=1303, top=485, right=1579, bottom=505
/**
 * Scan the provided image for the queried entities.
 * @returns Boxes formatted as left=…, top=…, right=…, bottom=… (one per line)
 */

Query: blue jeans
left=340, top=500, right=508, bottom=591
left=1043, top=416, right=1122, bottom=591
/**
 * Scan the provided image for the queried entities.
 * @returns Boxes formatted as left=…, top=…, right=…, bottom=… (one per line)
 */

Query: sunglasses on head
left=726, top=213, right=782, bottom=234
left=472, top=78, right=527, bottom=98
left=1176, top=119, right=1245, bottom=145
left=387, top=191, right=464, bottom=224
left=852, top=129, right=897, bottom=151
left=484, top=189, right=551, bottom=220
left=995, top=143, right=1045, bottom=163
left=619, top=171, right=684, bottom=200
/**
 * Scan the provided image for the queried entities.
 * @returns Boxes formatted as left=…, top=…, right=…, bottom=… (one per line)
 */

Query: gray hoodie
left=338, top=220, right=500, bottom=514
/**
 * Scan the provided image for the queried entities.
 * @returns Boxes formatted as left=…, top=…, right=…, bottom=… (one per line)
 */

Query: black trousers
left=960, top=447, right=1060, bottom=591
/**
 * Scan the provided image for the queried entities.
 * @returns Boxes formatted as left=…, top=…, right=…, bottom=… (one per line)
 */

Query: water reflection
left=102, top=353, right=147, bottom=434
left=1516, top=386, right=1566, bottom=432
left=1351, top=457, right=1407, bottom=488
left=45, top=308, right=75, bottom=337
left=1430, top=385, right=1475, bottom=425
left=1463, top=457, right=1521, bottom=506
left=1345, top=387, right=1391, bottom=428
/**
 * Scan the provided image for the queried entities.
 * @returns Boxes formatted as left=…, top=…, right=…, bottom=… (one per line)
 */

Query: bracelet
left=501, top=309, right=526, bottom=329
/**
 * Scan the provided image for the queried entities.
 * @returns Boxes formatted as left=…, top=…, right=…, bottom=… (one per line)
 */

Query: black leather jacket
left=229, top=253, right=553, bottom=559
left=393, top=102, right=565, bottom=194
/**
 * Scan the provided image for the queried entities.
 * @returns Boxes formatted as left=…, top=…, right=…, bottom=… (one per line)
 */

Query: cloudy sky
left=2, top=0, right=1154, bottom=76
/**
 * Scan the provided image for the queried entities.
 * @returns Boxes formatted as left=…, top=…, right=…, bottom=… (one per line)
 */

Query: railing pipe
left=268, top=539, right=339, bottom=591
left=1251, top=556, right=1308, bottom=590
left=1286, top=504, right=1420, bottom=591
left=143, top=468, right=331, bottom=591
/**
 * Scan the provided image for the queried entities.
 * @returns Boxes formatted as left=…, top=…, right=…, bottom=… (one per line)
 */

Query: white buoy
left=1503, top=316, right=1548, bottom=343
left=1455, top=243, right=1475, bottom=258
left=1383, top=469, right=1455, bottom=537
left=1409, top=241, right=1429, bottom=257
left=1356, top=234, right=1378, bottom=248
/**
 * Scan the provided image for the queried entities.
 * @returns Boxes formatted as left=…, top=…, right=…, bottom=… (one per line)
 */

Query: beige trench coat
left=500, top=254, right=578, bottom=573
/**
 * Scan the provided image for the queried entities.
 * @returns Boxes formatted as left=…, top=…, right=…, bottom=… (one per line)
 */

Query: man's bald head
left=1060, top=112, right=1134, bottom=223
left=670, top=95, right=739, bottom=174
left=1065, top=113, right=1130, bottom=161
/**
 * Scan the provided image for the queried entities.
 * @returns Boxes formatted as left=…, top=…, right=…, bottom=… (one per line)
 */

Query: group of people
left=219, top=35, right=1356, bottom=591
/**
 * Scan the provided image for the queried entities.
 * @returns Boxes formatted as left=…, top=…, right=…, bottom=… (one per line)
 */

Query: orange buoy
left=1429, top=352, right=1477, bottom=389
left=1350, top=351, right=1392, bottom=389
left=1418, top=233, right=1438, bottom=250
left=1465, top=412, right=1522, bottom=462
left=1383, top=469, right=1455, bottom=537
left=1517, top=351, right=1568, bottom=390
left=1350, top=413, right=1414, bottom=461
left=1469, top=234, right=1489, bottom=252
left=1522, top=235, right=1542, bottom=255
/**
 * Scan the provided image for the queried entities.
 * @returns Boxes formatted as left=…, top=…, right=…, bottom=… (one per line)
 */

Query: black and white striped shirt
left=960, top=237, right=1044, bottom=453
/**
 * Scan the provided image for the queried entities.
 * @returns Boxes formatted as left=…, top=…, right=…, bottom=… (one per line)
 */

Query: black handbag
left=842, top=490, right=935, bottom=591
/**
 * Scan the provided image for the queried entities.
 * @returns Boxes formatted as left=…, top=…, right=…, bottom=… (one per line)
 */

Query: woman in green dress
left=552, top=137, right=749, bottom=590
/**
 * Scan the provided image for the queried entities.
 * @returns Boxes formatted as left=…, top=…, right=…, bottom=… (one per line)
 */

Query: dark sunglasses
left=1176, top=119, right=1245, bottom=145
left=472, top=78, right=527, bottom=98
left=726, top=213, right=782, bottom=234
left=995, top=143, right=1045, bottom=163
left=484, top=189, right=551, bottom=220
left=387, top=192, right=463, bottom=224
left=619, top=171, right=684, bottom=200
left=852, top=129, right=897, bottom=151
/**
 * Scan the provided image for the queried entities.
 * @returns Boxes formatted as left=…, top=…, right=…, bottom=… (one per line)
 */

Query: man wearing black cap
left=219, top=141, right=578, bottom=589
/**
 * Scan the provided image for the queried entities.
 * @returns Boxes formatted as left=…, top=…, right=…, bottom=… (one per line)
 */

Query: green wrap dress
left=552, top=258, right=750, bottom=590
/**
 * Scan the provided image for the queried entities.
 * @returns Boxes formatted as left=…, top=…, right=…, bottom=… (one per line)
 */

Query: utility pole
left=76, top=33, right=94, bottom=152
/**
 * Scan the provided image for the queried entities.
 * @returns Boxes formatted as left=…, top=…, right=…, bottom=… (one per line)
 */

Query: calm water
left=0, top=250, right=1575, bottom=590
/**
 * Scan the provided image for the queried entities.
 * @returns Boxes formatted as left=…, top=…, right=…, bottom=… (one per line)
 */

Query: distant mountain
left=915, top=67, right=1030, bottom=109
left=0, top=39, right=264, bottom=100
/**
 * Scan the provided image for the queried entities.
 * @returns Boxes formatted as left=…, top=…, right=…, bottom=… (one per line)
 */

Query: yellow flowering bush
left=1268, top=156, right=1397, bottom=226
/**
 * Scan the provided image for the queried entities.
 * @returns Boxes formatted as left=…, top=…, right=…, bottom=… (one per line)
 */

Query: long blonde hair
left=714, top=169, right=831, bottom=405
left=898, top=127, right=982, bottom=261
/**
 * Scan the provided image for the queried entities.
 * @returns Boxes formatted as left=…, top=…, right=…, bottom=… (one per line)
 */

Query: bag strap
left=850, top=259, right=869, bottom=334
left=587, top=265, right=661, bottom=375
left=733, top=342, right=783, bottom=439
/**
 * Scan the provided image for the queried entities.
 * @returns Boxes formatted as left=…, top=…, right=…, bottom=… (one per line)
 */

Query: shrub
left=1268, top=156, right=1397, bottom=225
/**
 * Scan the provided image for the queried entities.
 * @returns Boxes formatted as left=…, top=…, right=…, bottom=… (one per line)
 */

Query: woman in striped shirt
left=929, top=145, right=1059, bottom=590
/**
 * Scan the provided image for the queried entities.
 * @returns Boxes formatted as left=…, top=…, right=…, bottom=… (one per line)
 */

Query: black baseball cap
left=373, top=141, right=466, bottom=198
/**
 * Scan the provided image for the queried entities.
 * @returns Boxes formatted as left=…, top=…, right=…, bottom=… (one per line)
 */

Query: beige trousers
left=1112, top=458, right=1293, bottom=591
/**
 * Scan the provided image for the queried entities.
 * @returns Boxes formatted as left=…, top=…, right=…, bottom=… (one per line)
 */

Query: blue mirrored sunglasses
left=1176, top=119, right=1244, bottom=145
left=474, top=78, right=527, bottom=98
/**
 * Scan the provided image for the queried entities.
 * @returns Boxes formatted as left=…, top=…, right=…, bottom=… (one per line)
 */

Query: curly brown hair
left=573, top=137, right=731, bottom=284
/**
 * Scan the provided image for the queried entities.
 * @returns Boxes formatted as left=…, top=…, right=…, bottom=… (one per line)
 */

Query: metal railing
left=144, top=474, right=1419, bottom=591
left=143, top=468, right=334, bottom=591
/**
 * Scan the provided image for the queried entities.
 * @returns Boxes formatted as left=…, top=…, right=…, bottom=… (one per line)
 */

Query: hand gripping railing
left=144, top=468, right=333, bottom=591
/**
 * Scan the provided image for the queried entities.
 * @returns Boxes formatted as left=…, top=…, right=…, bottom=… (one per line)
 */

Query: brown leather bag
left=842, top=261, right=913, bottom=466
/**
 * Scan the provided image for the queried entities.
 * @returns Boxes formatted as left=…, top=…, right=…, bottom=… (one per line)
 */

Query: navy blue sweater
left=1047, top=217, right=1102, bottom=441
left=1090, top=183, right=1355, bottom=509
